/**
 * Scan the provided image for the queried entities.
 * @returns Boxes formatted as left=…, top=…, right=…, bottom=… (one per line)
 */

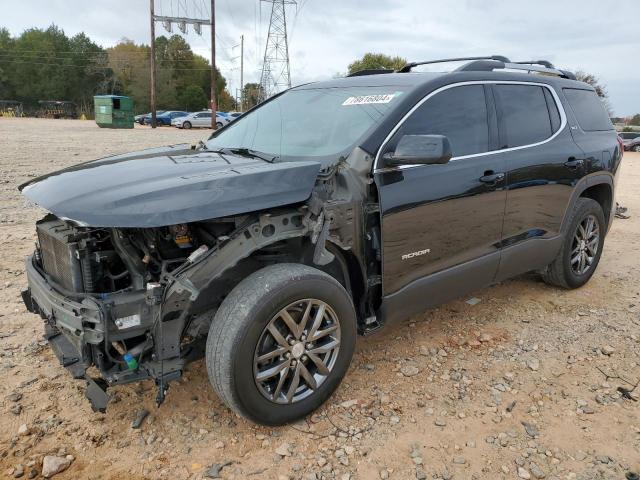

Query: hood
left=20, top=145, right=322, bottom=228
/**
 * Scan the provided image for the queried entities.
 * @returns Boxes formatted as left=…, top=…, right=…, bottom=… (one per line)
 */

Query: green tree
left=0, top=28, right=15, bottom=98
left=10, top=26, right=74, bottom=105
left=630, top=114, right=640, bottom=126
left=0, top=27, right=235, bottom=115
left=68, top=32, right=112, bottom=114
left=242, top=82, right=262, bottom=109
left=177, top=84, right=208, bottom=111
left=347, top=53, right=407, bottom=75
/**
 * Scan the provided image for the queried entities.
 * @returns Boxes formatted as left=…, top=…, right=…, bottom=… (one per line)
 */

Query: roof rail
left=513, top=60, right=555, bottom=69
left=454, top=59, right=576, bottom=80
left=398, top=56, right=511, bottom=73
left=351, top=56, right=577, bottom=80
left=346, top=68, right=395, bottom=77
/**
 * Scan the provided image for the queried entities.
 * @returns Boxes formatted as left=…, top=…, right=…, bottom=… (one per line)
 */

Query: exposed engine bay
left=23, top=148, right=382, bottom=412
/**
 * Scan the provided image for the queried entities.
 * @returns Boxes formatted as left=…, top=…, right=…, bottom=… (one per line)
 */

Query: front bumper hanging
left=21, top=256, right=161, bottom=412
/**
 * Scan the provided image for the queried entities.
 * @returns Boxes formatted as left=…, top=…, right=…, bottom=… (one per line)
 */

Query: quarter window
left=563, top=88, right=613, bottom=132
left=391, top=85, right=489, bottom=157
left=494, top=85, right=554, bottom=148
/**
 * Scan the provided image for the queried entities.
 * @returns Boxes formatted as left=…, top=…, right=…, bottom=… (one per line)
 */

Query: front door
left=374, top=84, right=507, bottom=322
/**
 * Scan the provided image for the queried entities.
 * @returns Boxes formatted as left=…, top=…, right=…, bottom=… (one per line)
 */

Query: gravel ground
left=0, top=118, right=639, bottom=480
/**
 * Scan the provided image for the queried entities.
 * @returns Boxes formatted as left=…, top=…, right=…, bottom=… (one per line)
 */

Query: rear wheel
left=206, top=263, right=356, bottom=425
left=542, top=197, right=605, bottom=289
left=182, top=121, right=192, bottom=129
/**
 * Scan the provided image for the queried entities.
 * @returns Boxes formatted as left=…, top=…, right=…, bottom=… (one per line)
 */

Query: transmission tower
left=259, top=0, right=296, bottom=100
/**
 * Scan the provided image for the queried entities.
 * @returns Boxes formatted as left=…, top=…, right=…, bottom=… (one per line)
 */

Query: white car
left=227, top=111, right=244, bottom=122
left=172, top=111, right=229, bottom=129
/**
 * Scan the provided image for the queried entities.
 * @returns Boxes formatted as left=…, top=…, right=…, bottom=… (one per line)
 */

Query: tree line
left=0, top=25, right=261, bottom=115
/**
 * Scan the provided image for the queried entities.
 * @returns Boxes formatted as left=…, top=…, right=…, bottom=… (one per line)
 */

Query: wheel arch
left=579, top=182, right=613, bottom=229
left=561, top=174, right=614, bottom=235
left=167, top=210, right=365, bottom=327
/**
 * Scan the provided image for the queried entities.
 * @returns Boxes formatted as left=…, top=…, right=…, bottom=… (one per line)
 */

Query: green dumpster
left=94, top=95, right=135, bottom=129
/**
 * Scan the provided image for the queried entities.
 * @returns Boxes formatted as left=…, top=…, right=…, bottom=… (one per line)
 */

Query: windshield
left=205, top=86, right=407, bottom=162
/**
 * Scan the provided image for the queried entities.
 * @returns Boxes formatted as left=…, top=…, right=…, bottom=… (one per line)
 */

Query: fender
left=559, top=173, right=614, bottom=235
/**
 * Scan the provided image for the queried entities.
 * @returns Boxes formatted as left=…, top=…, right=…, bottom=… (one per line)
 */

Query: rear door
left=492, top=83, right=585, bottom=281
left=195, top=112, right=211, bottom=127
left=375, top=84, right=507, bottom=318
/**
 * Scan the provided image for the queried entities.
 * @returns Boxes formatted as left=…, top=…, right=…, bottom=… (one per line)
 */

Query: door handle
left=479, top=171, right=505, bottom=184
left=564, top=158, right=585, bottom=170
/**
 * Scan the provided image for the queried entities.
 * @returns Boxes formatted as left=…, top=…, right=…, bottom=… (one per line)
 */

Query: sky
left=2, top=0, right=638, bottom=116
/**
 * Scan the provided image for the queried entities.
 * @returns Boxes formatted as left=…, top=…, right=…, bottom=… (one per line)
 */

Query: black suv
left=20, top=56, right=622, bottom=425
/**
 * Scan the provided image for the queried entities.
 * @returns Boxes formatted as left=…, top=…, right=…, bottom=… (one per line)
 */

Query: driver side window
left=391, top=85, right=489, bottom=158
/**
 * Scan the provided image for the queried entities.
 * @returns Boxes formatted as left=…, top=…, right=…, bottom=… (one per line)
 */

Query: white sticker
left=115, top=314, right=141, bottom=329
left=342, top=94, right=396, bottom=106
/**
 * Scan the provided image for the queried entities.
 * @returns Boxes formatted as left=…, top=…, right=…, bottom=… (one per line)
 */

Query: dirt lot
left=1, top=118, right=639, bottom=480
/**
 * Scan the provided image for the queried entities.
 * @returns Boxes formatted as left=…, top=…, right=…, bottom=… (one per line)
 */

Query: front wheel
left=182, top=121, right=192, bottom=129
left=216, top=121, right=223, bottom=129
left=205, top=263, right=356, bottom=425
left=542, top=197, right=605, bottom=289
left=633, top=145, right=640, bottom=153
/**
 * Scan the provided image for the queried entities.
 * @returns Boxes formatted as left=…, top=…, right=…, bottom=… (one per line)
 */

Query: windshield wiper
left=219, top=147, right=279, bottom=163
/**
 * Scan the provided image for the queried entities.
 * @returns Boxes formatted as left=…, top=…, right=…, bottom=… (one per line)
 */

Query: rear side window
left=563, top=88, right=613, bottom=131
left=494, top=84, right=554, bottom=148
left=394, top=85, right=489, bottom=157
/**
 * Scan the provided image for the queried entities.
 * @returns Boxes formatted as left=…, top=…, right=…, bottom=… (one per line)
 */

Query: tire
left=542, top=198, right=605, bottom=289
left=216, top=121, right=223, bottom=129
left=182, top=121, right=192, bottom=129
left=205, top=263, right=357, bottom=425
left=633, top=145, right=640, bottom=153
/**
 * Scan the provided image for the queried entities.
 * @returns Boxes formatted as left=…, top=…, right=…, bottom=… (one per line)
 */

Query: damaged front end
left=22, top=208, right=324, bottom=411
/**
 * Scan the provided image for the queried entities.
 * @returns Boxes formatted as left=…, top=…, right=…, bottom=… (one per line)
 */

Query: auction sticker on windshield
left=342, top=94, right=396, bottom=106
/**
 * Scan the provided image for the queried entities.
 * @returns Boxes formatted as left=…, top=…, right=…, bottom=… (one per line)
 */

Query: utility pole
left=149, top=0, right=157, bottom=128
left=149, top=0, right=211, bottom=128
left=210, top=0, right=217, bottom=130
left=240, top=34, right=244, bottom=112
left=259, top=0, right=295, bottom=101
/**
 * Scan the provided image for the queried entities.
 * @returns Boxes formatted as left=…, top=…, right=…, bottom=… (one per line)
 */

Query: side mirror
left=383, top=134, right=452, bottom=166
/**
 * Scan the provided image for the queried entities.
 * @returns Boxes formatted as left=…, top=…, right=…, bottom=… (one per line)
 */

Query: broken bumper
left=22, top=255, right=154, bottom=411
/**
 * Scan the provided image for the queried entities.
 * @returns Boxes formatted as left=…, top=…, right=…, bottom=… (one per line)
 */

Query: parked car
left=172, top=110, right=227, bottom=129
left=155, top=111, right=190, bottom=126
left=227, top=111, right=244, bottom=121
left=619, top=132, right=640, bottom=151
left=19, top=55, right=622, bottom=425
left=136, top=111, right=165, bottom=125
left=216, top=111, right=233, bottom=125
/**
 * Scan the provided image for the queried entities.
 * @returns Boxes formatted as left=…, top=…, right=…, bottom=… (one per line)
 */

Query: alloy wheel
left=571, top=214, right=600, bottom=275
left=253, top=299, right=341, bottom=404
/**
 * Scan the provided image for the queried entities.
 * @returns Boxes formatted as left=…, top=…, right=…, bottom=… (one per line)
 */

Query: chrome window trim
left=373, top=80, right=568, bottom=173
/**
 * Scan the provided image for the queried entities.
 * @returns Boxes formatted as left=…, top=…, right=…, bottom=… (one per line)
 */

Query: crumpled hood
left=19, top=144, right=322, bottom=227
